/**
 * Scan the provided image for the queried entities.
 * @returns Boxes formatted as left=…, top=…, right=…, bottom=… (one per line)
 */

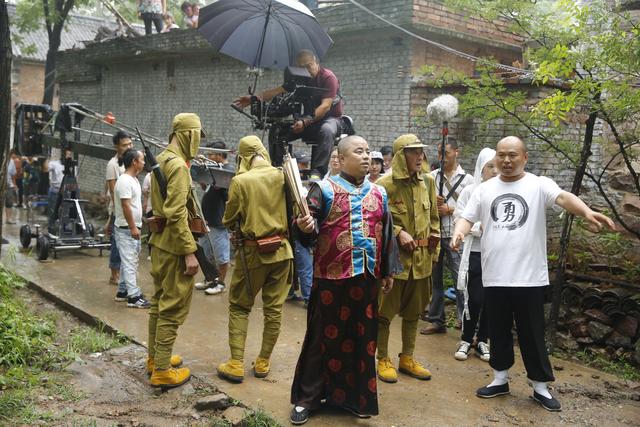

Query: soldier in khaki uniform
left=217, top=135, right=293, bottom=383
left=148, top=113, right=204, bottom=389
left=376, top=134, right=440, bottom=383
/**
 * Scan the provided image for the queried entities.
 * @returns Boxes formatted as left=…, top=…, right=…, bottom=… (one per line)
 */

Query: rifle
left=137, top=126, right=219, bottom=281
left=136, top=127, right=167, bottom=199
left=234, top=223, right=253, bottom=298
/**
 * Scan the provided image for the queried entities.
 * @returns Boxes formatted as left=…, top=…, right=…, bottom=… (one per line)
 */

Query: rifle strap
left=443, top=174, right=466, bottom=203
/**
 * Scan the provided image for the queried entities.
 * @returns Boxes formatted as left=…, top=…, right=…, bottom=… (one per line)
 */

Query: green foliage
left=13, top=0, right=92, bottom=34
left=245, top=407, right=282, bottom=427
left=568, top=218, right=637, bottom=278
left=0, top=265, right=128, bottom=423
left=64, top=323, right=129, bottom=359
left=425, top=0, right=640, bottom=242
left=555, top=348, right=640, bottom=382
left=211, top=418, right=232, bottom=427
left=0, top=268, right=57, bottom=369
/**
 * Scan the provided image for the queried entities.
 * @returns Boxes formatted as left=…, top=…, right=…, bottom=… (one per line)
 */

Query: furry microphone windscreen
left=426, top=94, right=459, bottom=123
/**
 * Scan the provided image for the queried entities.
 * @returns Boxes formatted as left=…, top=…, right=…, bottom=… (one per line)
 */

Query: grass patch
left=245, top=407, right=282, bottom=427
left=210, top=418, right=232, bottom=427
left=555, top=348, right=640, bottom=382
left=65, top=324, right=129, bottom=358
left=0, top=265, right=129, bottom=423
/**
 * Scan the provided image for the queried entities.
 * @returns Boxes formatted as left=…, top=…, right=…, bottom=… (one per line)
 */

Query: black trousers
left=299, top=116, right=342, bottom=177
left=461, top=252, right=489, bottom=343
left=485, top=286, right=554, bottom=382
left=142, top=13, right=163, bottom=35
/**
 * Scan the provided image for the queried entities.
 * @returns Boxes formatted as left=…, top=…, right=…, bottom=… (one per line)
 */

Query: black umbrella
left=198, top=0, right=333, bottom=71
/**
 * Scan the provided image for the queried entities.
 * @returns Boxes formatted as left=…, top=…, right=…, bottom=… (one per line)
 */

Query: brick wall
left=412, top=1, right=523, bottom=47
left=315, top=1, right=522, bottom=48
left=11, top=60, right=60, bottom=108
left=410, top=38, right=521, bottom=76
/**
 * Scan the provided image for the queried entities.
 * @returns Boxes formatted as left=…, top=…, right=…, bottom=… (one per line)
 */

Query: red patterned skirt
left=290, top=274, right=379, bottom=416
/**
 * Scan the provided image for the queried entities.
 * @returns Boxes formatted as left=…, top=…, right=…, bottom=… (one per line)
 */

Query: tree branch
left=42, top=0, right=52, bottom=38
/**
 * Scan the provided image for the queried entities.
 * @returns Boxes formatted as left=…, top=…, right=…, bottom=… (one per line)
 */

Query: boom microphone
left=426, top=94, right=459, bottom=197
left=426, top=94, right=459, bottom=123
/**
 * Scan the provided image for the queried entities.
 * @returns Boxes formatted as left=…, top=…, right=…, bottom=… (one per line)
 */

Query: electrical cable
left=344, top=0, right=533, bottom=76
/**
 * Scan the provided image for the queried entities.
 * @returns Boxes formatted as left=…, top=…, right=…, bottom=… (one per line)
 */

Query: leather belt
left=414, top=239, right=429, bottom=247
left=244, top=234, right=287, bottom=246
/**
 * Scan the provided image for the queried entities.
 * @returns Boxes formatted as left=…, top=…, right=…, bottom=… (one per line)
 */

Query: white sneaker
left=476, top=341, right=490, bottom=362
left=195, top=280, right=214, bottom=290
left=454, top=341, right=471, bottom=361
left=205, top=283, right=225, bottom=295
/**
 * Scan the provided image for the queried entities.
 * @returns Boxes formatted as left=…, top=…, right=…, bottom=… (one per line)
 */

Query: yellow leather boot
left=377, top=357, right=398, bottom=383
left=217, top=359, right=244, bottom=383
left=150, top=367, right=191, bottom=389
left=146, top=355, right=184, bottom=376
left=398, top=354, right=432, bottom=380
left=253, top=357, right=270, bottom=378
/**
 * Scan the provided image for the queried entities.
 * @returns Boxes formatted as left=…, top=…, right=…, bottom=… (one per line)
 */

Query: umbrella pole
left=251, top=0, right=273, bottom=94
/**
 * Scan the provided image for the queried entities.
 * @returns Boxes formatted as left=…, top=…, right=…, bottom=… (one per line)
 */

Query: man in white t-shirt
left=106, top=131, right=133, bottom=291
left=452, top=136, right=615, bottom=412
left=114, top=149, right=150, bottom=308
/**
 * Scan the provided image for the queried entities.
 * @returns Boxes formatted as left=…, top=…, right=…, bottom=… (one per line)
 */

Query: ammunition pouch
left=244, top=235, right=284, bottom=254
left=147, top=216, right=208, bottom=236
left=147, top=216, right=167, bottom=233
left=189, top=217, right=207, bottom=236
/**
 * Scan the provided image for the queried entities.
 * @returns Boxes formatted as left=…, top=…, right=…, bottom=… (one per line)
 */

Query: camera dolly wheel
left=87, top=223, right=96, bottom=238
left=36, top=235, right=50, bottom=261
left=19, top=225, right=32, bottom=249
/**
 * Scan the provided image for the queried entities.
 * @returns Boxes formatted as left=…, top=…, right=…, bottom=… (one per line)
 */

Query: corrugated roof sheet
left=8, top=3, right=128, bottom=62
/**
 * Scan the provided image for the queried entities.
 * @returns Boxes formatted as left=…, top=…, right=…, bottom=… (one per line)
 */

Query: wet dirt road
left=2, top=214, right=639, bottom=426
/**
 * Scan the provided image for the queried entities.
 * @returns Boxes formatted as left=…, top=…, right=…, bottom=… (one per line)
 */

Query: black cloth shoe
left=343, top=406, right=371, bottom=419
left=290, top=406, right=309, bottom=425
left=476, top=383, right=510, bottom=398
left=532, top=391, right=562, bottom=412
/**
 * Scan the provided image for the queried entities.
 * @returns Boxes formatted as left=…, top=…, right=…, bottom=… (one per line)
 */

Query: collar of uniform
left=166, top=144, right=188, bottom=163
left=251, top=158, right=271, bottom=169
left=339, top=171, right=365, bottom=186
left=439, top=163, right=466, bottom=181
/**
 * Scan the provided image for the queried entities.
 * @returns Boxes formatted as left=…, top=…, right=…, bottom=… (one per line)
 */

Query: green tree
left=13, top=0, right=192, bottom=105
left=421, top=0, right=639, bottom=346
left=14, top=0, right=92, bottom=105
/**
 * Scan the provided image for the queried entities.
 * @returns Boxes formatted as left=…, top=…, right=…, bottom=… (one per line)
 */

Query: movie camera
left=231, top=66, right=328, bottom=166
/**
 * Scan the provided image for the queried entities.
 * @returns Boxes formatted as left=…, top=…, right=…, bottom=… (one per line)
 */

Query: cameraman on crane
left=233, top=50, right=343, bottom=180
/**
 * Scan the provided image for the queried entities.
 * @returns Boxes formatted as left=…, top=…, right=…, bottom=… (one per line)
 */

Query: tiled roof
left=7, top=3, right=129, bottom=62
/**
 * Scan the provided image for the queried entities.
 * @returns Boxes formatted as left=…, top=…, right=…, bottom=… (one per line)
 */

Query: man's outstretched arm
left=555, top=191, right=616, bottom=232
left=233, top=86, right=287, bottom=108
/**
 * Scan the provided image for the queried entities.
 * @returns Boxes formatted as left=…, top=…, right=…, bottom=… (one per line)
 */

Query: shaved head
left=337, top=135, right=367, bottom=155
left=337, top=135, right=370, bottom=179
left=495, top=136, right=528, bottom=182
left=497, top=136, right=527, bottom=153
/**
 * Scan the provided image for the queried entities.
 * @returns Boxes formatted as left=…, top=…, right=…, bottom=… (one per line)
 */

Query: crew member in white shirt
left=452, top=136, right=615, bottom=412
left=114, top=149, right=151, bottom=309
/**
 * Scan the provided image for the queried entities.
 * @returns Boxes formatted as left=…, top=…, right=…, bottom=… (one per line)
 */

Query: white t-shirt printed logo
left=490, top=194, right=529, bottom=231
left=460, top=173, right=563, bottom=287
